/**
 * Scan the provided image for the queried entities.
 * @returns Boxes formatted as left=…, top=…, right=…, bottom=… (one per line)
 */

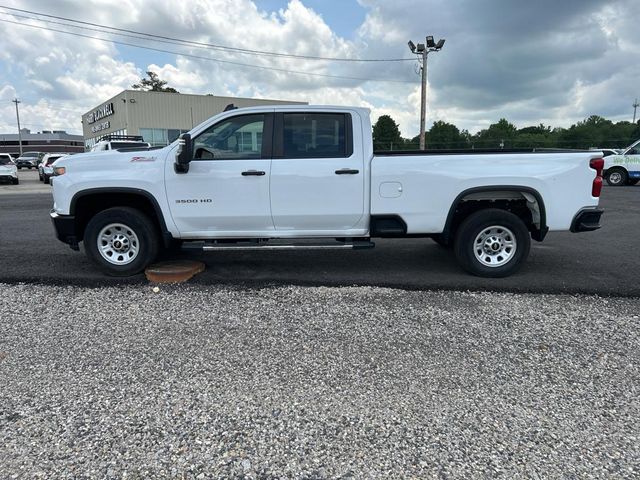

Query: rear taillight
left=590, top=158, right=604, bottom=197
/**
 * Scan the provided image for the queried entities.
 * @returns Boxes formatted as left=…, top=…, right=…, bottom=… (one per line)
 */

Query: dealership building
left=82, top=90, right=305, bottom=149
left=0, top=129, right=84, bottom=157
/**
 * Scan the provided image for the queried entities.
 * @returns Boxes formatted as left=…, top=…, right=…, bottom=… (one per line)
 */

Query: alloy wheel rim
left=97, top=223, right=140, bottom=265
left=609, top=172, right=622, bottom=184
left=473, top=225, right=517, bottom=267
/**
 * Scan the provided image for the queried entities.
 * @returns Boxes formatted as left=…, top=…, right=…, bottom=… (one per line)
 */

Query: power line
left=0, top=17, right=415, bottom=84
left=0, top=5, right=413, bottom=63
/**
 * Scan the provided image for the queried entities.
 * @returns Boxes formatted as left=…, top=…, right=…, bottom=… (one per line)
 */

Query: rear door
left=269, top=112, right=365, bottom=233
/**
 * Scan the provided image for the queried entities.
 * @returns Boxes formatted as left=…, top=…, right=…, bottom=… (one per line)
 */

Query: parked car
left=602, top=139, right=640, bottom=186
left=39, top=153, right=68, bottom=183
left=50, top=105, right=604, bottom=278
left=0, top=154, right=19, bottom=184
left=90, top=135, right=150, bottom=152
left=15, top=151, right=44, bottom=169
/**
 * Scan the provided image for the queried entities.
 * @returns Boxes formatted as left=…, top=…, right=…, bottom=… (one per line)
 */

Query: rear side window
left=282, top=113, right=349, bottom=158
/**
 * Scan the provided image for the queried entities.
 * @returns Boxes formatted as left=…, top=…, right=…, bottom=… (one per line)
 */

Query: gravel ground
left=1, top=284, right=639, bottom=479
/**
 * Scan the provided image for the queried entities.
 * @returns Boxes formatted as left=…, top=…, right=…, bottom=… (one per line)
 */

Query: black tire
left=454, top=209, right=531, bottom=278
left=44, top=175, right=50, bottom=185
left=83, top=207, right=160, bottom=277
left=605, top=168, right=627, bottom=186
left=27, top=166, right=32, bottom=170
left=12, top=178, right=19, bottom=185
left=39, top=173, right=43, bottom=181
left=431, top=234, right=451, bottom=248
left=17, top=166, right=21, bottom=170
left=627, top=179, right=639, bottom=186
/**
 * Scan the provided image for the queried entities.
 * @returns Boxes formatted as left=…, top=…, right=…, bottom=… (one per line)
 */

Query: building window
left=141, top=128, right=171, bottom=146
left=141, top=128, right=188, bottom=146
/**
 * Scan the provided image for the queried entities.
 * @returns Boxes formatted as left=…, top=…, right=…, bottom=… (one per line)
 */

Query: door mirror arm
left=175, top=133, right=192, bottom=174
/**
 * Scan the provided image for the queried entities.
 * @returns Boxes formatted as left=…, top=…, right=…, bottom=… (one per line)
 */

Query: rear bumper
left=50, top=210, right=79, bottom=250
left=570, top=208, right=604, bottom=233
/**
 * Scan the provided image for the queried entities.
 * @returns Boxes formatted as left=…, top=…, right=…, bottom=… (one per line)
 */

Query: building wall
left=0, top=131, right=84, bottom=157
left=82, top=90, right=305, bottom=149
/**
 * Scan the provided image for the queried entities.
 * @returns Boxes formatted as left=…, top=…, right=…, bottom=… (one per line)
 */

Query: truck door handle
left=335, top=168, right=359, bottom=175
left=241, top=170, right=266, bottom=176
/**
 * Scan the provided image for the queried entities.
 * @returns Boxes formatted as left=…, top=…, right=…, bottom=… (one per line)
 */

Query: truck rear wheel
left=454, top=209, right=530, bottom=278
left=83, top=207, right=160, bottom=276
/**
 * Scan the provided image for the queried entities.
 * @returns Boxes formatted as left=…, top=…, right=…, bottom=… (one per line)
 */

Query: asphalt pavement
left=1, top=169, right=639, bottom=296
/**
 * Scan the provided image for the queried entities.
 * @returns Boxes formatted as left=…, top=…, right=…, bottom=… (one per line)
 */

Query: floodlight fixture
left=406, top=34, right=446, bottom=150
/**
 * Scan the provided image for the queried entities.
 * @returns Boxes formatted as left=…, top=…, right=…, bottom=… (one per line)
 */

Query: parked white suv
left=39, top=153, right=68, bottom=184
left=0, top=154, right=19, bottom=184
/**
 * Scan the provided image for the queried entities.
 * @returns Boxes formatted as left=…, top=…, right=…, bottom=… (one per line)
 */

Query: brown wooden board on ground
left=145, top=260, right=206, bottom=283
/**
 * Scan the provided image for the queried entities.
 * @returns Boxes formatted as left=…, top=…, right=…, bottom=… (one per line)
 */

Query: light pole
left=12, top=98, right=23, bottom=155
left=408, top=36, right=445, bottom=150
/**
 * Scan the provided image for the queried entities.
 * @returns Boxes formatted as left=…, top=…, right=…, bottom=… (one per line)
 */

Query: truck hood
left=54, top=148, right=169, bottom=171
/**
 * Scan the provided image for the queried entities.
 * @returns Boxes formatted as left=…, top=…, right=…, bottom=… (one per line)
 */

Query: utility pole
left=633, top=98, right=639, bottom=124
left=408, top=36, right=445, bottom=150
left=12, top=98, right=23, bottom=155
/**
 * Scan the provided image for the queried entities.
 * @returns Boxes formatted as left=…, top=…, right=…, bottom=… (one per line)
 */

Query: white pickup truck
left=50, top=105, right=604, bottom=278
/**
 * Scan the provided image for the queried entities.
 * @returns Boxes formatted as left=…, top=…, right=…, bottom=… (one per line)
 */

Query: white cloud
left=0, top=0, right=638, bottom=137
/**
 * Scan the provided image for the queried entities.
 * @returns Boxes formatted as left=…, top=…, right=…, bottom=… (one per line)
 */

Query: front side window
left=193, top=114, right=265, bottom=160
left=283, top=113, right=346, bottom=158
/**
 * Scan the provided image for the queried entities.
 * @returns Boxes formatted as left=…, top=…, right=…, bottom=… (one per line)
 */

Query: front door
left=269, top=112, right=365, bottom=233
left=166, top=113, right=274, bottom=236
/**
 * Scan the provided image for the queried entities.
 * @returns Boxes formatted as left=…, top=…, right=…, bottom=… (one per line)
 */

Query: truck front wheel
left=454, top=209, right=530, bottom=278
left=83, top=207, right=160, bottom=276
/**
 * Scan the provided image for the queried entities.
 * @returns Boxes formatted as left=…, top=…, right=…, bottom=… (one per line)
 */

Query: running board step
left=182, top=240, right=375, bottom=251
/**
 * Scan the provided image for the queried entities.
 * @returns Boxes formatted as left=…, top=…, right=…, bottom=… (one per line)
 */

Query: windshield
left=46, top=156, right=63, bottom=164
left=21, top=152, right=40, bottom=158
left=624, top=139, right=640, bottom=155
left=0, top=157, right=13, bottom=165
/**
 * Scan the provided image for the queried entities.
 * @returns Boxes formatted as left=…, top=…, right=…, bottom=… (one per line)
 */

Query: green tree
left=372, top=115, right=403, bottom=150
left=132, top=71, right=179, bottom=93
left=513, top=123, right=554, bottom=148
left=473, top=118, right=517, bottom=148
left=427, top=120, right=468, bottom=149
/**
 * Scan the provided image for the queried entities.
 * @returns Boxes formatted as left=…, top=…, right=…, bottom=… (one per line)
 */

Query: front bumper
left=50, top=210, right=79, bottom=250
left=570, top=208, right=604, bottom=233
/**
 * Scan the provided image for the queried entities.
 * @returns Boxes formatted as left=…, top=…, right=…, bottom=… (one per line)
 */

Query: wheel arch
left=70, top=187, right=174, bottom=247
left=442, top=185, right=548, bottom=243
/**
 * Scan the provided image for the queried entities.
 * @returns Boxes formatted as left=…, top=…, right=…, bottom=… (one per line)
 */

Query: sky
left=0, top=0, right=639, bottom=137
